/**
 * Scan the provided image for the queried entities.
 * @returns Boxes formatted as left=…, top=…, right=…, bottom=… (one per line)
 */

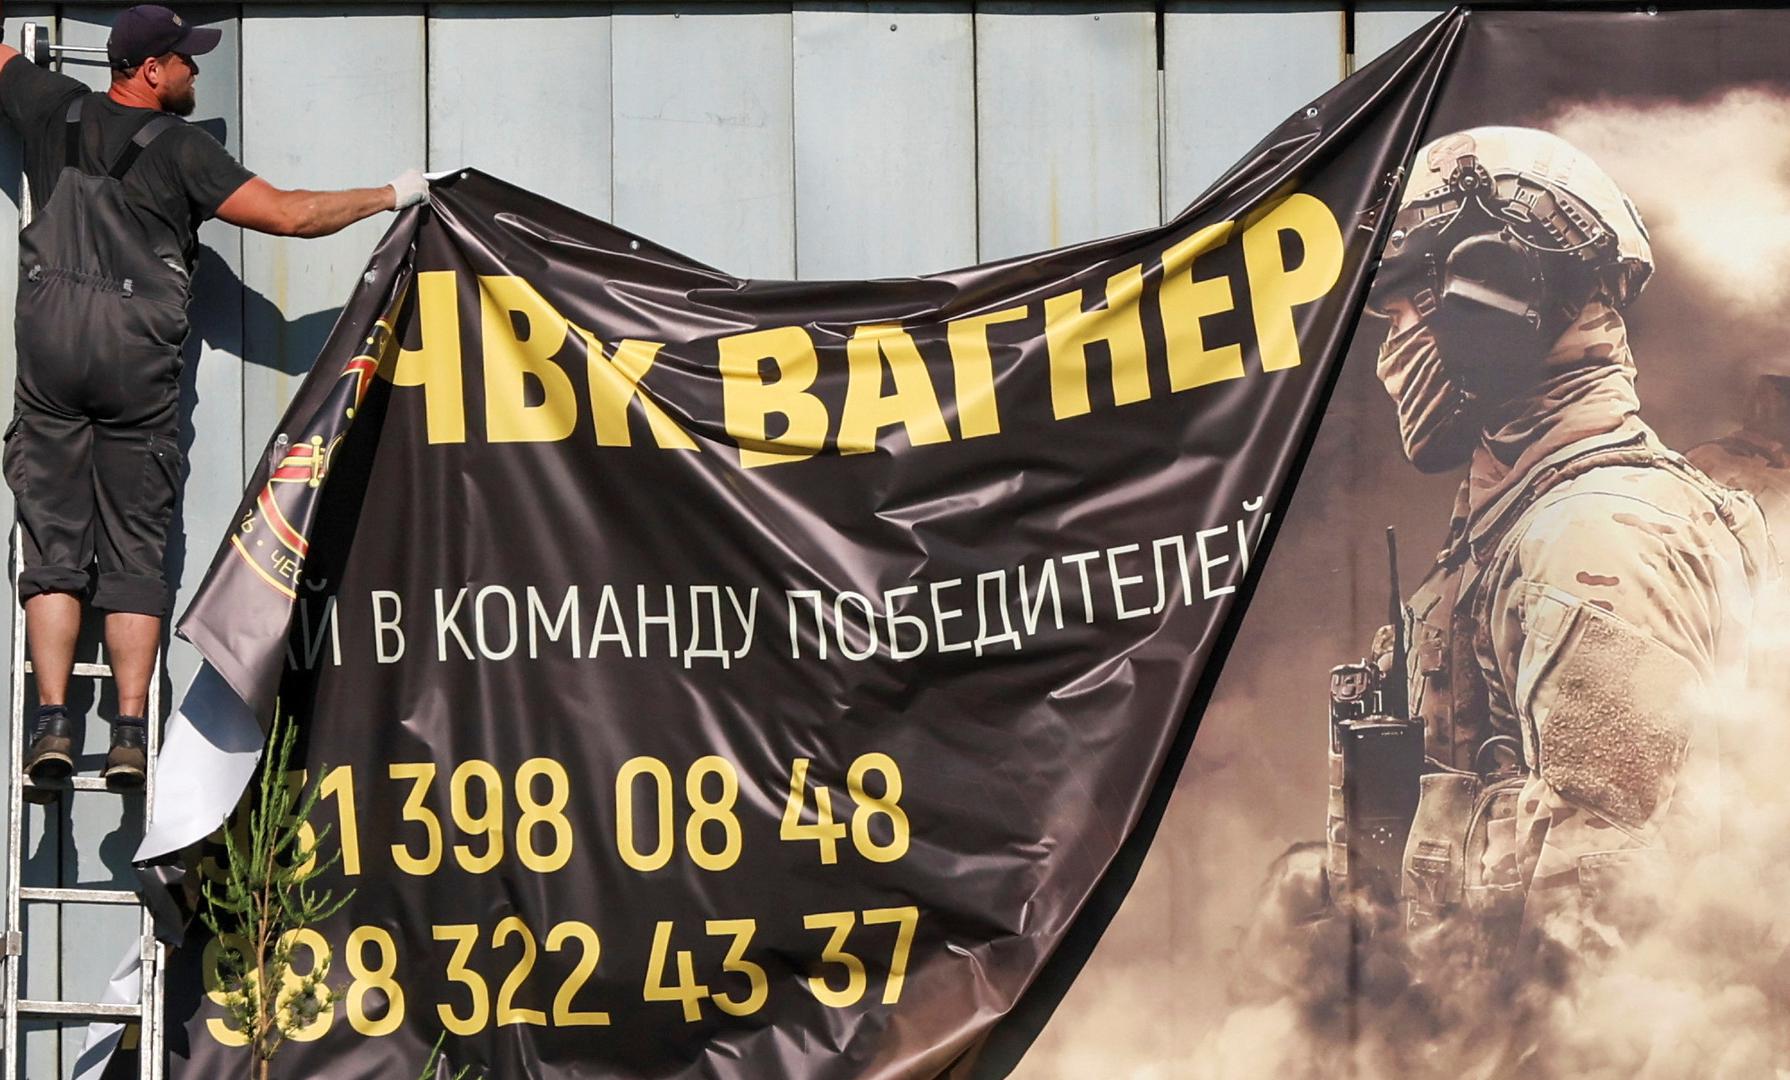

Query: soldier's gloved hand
left=1371, top=623, right=1399, bottom=676
left=387, top=169, right=429, bottom=210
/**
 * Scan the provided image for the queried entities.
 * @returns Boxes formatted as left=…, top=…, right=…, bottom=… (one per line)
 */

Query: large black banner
left=156, top=15, right=1459, bottom=1079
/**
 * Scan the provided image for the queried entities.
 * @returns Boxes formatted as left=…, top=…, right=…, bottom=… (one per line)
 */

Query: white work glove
left=388, top=169, right=429, bottom=210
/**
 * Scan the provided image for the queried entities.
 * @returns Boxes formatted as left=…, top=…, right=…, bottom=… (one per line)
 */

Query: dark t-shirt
left=0, top=57, right=254, bottom=273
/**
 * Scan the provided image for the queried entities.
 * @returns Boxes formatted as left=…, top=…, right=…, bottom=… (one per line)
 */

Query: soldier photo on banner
left=1030, top=7, right=1790, bottom=1078
left=1369, top=123, right=1771, bottom=951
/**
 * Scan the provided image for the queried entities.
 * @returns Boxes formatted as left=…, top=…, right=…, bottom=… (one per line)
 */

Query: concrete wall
left=0, top=2, right=1448, bottom=1073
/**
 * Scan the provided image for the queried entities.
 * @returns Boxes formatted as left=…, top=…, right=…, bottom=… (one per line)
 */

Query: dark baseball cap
left=107, top=5, right=222, bottom=68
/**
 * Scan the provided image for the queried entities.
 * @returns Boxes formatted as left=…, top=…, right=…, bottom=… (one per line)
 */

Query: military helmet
left=1383, top=126, right=1654, bottom=309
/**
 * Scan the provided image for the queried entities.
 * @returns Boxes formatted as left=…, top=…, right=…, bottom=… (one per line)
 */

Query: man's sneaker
left=23, top=705, right=75, bottom=782
left=104, top=716, right=148, bottom=790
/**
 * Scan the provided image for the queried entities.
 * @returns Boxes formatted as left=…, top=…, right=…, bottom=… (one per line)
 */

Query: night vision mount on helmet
left=1369, top=127, right=1653, bottom=384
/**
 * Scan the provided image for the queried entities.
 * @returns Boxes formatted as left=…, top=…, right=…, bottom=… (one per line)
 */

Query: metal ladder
left=1, top=531, right=166, bottom=1079
left=0, top=29, right=169, bottom=1071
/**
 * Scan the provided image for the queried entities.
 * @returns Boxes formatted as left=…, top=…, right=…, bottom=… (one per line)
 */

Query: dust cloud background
left=1017, top=11, right=1790, bottom=1077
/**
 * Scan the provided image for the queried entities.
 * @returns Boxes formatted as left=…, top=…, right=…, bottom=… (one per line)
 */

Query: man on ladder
left=0, top=3, right=428, bottom=787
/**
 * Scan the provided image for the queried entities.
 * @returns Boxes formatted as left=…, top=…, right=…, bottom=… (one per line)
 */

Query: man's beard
left=1375, top=323, right=1480, bottom=473
left=165, top=85, right=196, bottom=117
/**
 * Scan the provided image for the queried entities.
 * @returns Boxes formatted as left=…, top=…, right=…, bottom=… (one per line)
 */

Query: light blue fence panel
left=164, top=5, right=247, bottom=701
left=1353, top=1, right=1451, bottom=69
left=1162, top=2, right=1345, bottom=215
left=974, top=2, right=1160, bottom=262
left=612, top=3, right=796, bottom=278
left=428, top=3, right=615, bottom=221
left=240, top=4, right=427, bottom=476
left=792, top=2, right=976, bottom=279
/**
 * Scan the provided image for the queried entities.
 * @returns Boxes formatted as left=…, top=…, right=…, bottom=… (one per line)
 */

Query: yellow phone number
left=284, top=752, right=909, bottom=877
left=208, top=751, right=911, bottom=881
left=204, top=905, right=921, bottom=1045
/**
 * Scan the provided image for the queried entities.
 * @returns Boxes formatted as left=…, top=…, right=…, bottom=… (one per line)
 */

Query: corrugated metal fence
left=0, top=2, right=1445, bottom=1073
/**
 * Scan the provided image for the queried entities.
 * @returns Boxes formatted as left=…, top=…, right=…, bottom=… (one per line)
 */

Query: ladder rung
left=20, top=661, right=112, bottom=678
left=21, top=776, right=123, bottom=794
left=19, top=886, right=139, bottom=906
left=16, top=999, right=141, bottom=1020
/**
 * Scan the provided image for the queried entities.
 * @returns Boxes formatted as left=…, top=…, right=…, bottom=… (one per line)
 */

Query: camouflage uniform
left=1402, top=403, right=1771, bottom=949
left=1376, top=129, right=1776, bottom=952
